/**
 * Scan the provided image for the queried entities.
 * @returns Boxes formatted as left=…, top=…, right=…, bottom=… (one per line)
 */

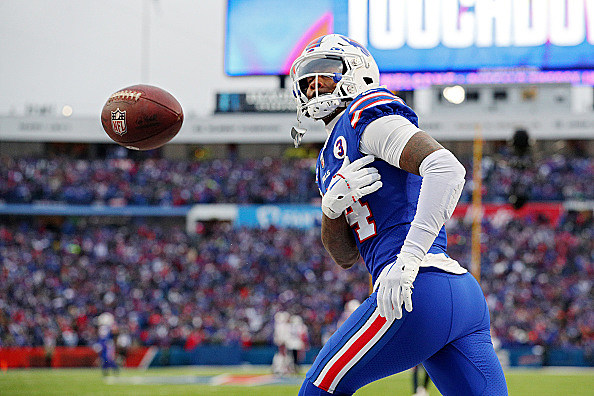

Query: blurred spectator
left=287, top=314, right=308, bottom=374
left=271, top=344, right=293, bottom=376
left=412, top=364, right=431, bottom=396
left=338, top=299, right=361, bottom=329
left=273, top=311, right=290, bottom=351
left=272, top=311, right=292, bottom=376
left=94, top=312, right=118, bottom=375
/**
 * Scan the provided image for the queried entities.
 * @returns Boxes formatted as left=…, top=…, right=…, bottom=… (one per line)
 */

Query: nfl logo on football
left=111, top=108, right=127, bottom=135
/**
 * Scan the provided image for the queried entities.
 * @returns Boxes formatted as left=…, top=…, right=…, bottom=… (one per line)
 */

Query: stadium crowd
left=459, top=152, right=592, bottom=203
left=1, top=152, right=591, bottom=206
left=0, top=149, right=591, bottom=362
left=0, top=219, right=370, bottom=350
left=0, top=156, right=319, bottom=206
left=447, top=210, right=592, bottom=351
left=0, top=210, right=591, bottom=354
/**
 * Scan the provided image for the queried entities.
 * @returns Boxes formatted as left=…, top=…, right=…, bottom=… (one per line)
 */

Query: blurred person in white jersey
left=322, top=299, right=361, bottom=346
left=337, top=299, right=360, bottom=329
left=272, top=343, right=293, bottom=376
left=287, top=314, right=309, bottom=374
left=289, top=34, right=507, bottom=395
left=272, top=311, right=292, bottom=375
left=411, top=364, right=431, bottom=396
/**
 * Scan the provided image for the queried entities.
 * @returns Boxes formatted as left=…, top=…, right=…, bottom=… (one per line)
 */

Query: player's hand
left=375, top=252, right=421, bottom=322
left=321, top=155, right=382, bottom=219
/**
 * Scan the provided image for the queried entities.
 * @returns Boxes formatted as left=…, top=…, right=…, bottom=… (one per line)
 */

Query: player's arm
left=398, top=131, right=466, bottom=259
left=361, top=117, right=466, bottom=259
left=398, top=131, right=443, bottom=175
left=362, top=116, right=466, bottom=321
left=321, top=214, right=360, bottom=269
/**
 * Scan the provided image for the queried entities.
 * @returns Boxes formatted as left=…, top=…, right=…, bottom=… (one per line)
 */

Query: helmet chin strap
left=291, top=125, right=307, bottom=148
left=308, top=96, right=341, bottom=119
left=291, top=103, right=347, bottom=148
left=321, top=105, right=347, bottom=125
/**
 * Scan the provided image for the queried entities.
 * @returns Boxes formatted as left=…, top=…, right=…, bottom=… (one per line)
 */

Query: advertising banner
left=235, top=204, right=322, bottom=229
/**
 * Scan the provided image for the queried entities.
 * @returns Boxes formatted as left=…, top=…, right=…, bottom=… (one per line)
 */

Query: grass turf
left=0, top=366, right=593, bottom=395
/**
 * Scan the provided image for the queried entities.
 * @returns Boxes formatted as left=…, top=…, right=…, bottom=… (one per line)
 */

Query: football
left=101, top=84, right=183, bottom=150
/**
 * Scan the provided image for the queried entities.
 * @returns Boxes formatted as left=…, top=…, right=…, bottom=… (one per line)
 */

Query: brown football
left=101, top=84, right=183, bottom=150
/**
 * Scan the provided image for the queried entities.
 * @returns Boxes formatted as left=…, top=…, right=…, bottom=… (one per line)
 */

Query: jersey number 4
left=345, top=200, right=377, bottom=242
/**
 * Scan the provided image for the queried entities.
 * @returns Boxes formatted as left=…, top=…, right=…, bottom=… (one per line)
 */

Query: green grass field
left=1, top=366, right=593, bottom=395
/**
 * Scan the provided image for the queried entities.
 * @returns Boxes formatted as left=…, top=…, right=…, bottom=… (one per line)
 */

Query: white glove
left=375, top=251, right=421, bottom=322
left=321, top=155, right=382, bottom=219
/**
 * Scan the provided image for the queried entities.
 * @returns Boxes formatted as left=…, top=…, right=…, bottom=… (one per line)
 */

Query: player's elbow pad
left=418, top=149, right=466, bottom=228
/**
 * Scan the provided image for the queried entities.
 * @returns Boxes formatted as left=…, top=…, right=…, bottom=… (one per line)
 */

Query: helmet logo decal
left=305, top=36, right=325, bottom=53
left=333, top=136, right=347, bottom=159
left=338, top=35, right=371, bottom=56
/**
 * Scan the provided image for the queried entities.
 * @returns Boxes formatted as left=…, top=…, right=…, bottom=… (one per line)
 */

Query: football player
left=290, top=34, right=507, bottom=395
left=96, top=312, right=119, bottom=376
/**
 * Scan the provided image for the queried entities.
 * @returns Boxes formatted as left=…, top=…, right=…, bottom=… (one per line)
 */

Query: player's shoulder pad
left=348, top=88, right=417, bottom=130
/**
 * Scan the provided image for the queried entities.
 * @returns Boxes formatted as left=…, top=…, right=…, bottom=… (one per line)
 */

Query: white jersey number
left=345, top=200, right=377, bottom=242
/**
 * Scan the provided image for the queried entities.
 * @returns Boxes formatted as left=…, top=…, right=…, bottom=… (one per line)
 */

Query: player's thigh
left=302, top=271, right=454, bottom=395
left=423, top=329, right=508, bottom=396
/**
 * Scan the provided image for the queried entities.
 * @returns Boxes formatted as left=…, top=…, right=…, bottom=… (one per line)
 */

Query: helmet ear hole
left=363, top=77, right=374, bottom=85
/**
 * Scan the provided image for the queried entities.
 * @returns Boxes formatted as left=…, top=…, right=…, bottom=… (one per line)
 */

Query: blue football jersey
left=98, top=329, right=116, bottom=360
left=316, top=88, right=448, bottom=282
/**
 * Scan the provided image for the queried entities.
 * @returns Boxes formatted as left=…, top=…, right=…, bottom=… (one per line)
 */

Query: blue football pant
left=299, top=269, right=508, bottom=395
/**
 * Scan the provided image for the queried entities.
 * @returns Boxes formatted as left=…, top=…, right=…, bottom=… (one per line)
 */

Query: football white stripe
left=313, top=311, right=379, bottom=387
left=350, top=99, right=398, bottom=128
left=350, top=92, right=396, bottom=114
left=313, top=309, right=392, bottom=392
left=327, top=314, right=392, bottom=392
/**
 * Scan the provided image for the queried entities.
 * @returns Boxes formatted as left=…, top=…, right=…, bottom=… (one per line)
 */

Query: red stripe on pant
left=318, top=314, right=388, bottom=391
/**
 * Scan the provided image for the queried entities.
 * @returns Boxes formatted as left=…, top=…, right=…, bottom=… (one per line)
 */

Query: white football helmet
left=290, top=34, right=380, bottom=146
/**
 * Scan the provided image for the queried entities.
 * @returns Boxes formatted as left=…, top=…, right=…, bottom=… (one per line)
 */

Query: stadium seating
left=0, top=209, right=591, bottom=353
left=1, top=153, right=591, bottom=206
left=0, top=151, right=591, bottom=366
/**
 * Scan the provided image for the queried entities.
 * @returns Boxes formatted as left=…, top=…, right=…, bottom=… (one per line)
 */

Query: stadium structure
left=0, top=1, right=592, bottom=394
